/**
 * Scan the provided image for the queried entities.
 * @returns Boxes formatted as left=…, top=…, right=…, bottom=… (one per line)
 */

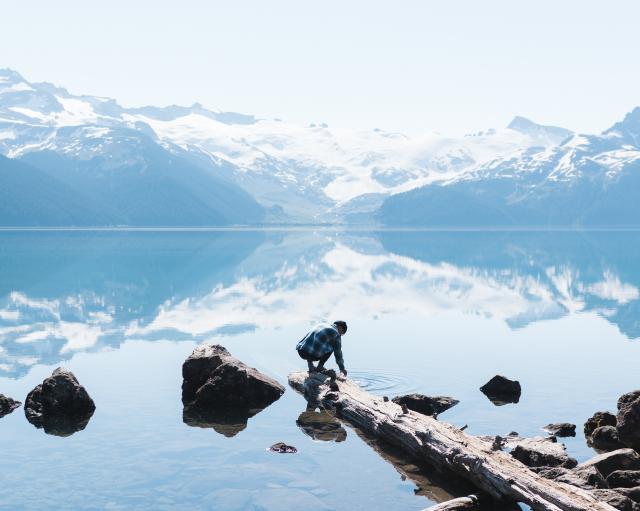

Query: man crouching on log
left=296, top=321, right=348, bottom=378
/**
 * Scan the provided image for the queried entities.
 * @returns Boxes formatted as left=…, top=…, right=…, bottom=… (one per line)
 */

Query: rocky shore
left=2, top=346, right=638, bottom=510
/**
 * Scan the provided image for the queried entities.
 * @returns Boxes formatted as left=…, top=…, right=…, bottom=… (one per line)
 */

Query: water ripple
left=349, top=368, right=421, bottom=396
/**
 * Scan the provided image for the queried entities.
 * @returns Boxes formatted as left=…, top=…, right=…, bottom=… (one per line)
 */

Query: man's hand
left=340, top=369, right=348, bottom=378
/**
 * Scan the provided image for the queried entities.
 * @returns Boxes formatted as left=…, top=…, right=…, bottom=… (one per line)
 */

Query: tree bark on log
left=288, top=372, right=616, bottom=511
left=422, top=494, right=482, bottom=510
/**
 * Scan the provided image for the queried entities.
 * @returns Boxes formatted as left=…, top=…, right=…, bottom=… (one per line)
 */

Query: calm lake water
left=1, top=230, right=639, bottom=510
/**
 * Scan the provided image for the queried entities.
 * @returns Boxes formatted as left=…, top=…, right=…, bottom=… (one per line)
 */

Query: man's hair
left=333, top=320, right=347, bottom=333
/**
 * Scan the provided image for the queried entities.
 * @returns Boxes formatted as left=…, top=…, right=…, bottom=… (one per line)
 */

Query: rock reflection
left=182, top=403, right=260, bottom=438
left=29, top=413, right=94, bottom=437
left=296, top=404, right=347, bottom=442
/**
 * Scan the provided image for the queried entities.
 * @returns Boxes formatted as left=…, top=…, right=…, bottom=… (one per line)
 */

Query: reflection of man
left=296, top=321, right=347, bottom=377
left=296, top=404, right=347, bottom=442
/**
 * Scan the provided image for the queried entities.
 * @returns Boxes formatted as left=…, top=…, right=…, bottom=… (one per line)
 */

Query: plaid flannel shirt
left=296, top=323, right=345, bottom=371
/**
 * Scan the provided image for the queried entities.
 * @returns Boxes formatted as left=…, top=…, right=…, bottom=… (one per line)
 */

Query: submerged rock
left=508, top=436, right=577, bottom=469
left=269, top=442, right=297, bottom=453
left=479, top=375, right=521, bottom=405
left=591, top=425, right=627, bottom=452
left=617, top=391, right=640, bottom=451
left=24, top=367, right=95, bottom=436
left=543, top=423, right=576, bottom=437
left=585, top=411, right=617, bottom=438
left=181, top=344, right=284, bottom=436
left=579, top=449, right=640, bottom=478
left=0, top=394, right=21, bottom=418
left=391, top=394, right=458, bottom=417
left=296, top=407, right=347, bottom=442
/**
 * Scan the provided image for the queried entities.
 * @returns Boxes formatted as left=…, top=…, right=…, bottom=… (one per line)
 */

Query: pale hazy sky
left=2, top=1, right=639, bottom=135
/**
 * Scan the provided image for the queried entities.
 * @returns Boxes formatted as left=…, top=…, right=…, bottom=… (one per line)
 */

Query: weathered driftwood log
left=349, top=421, right=481, bottom=504
left=422, top=494, right=482, bottom=510
left=288, top=372, right=616, bottom=511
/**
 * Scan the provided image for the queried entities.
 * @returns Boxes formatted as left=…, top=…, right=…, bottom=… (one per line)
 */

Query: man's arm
left=333, top=337, right=346, bottom=375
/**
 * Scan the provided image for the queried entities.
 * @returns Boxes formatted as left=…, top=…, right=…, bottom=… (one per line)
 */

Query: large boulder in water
left=391, top=393, right=458, bottom=417
left=0, top=394, right=21, bottom=418
left=617, top=391, right=640, bottom=451
left=479, top=375, right=521, bottom=405
left=181, top=344, right=284, bottom=436
left=24, top=367, right=95, bottom=436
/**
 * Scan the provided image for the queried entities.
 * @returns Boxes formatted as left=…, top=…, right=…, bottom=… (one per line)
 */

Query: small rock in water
left=617, top=390, right=640, bottom=451
left=269, top=442, right=297, bottom=453
left=584, top=411, right=617, bottom=438
left=590, top=425, right=626, bottom=452
left=544, top=423, right=576, bottom=437
left=392, top=393, right=459, bottom=417
left=0, top=394, right=21, bottom=418
left=24, top=367, right=95, bottom=436
left=479, top=375, right=521, bottom=406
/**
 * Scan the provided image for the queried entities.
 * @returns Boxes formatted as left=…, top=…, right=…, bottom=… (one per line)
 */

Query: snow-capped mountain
left=0, top=68, right=571, bottom=224
left=380, top=108, right=640, bottom=226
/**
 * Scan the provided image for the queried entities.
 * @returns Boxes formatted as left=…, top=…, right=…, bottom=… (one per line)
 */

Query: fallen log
left=349, top=420, right=481, bottom=504
left=422, top=494, right=482, bottom=510
left=288, top=372, right=616, bottom=511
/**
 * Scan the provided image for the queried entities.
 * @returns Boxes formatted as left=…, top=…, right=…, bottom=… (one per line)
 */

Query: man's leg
left=298, top=349, right=318, bottom=372
left=316, top=351, right=332, bottom=371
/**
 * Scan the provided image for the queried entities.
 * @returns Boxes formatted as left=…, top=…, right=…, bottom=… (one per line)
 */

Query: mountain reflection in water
left=1, top=230, right=640, bottom=378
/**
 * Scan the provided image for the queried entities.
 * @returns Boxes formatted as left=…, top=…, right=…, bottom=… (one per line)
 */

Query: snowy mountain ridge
left=0, top=68, right=572, bottom=222
left=379, top=108, right=640, bottom=227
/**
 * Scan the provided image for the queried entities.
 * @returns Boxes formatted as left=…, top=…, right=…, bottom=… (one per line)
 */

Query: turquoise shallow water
left=0, top=230, right=639, bottom=510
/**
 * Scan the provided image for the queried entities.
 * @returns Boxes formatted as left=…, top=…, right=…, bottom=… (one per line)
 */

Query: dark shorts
left=297, top=349, right=314, bottom=361
left=297, top=349, right=331, bottom=362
